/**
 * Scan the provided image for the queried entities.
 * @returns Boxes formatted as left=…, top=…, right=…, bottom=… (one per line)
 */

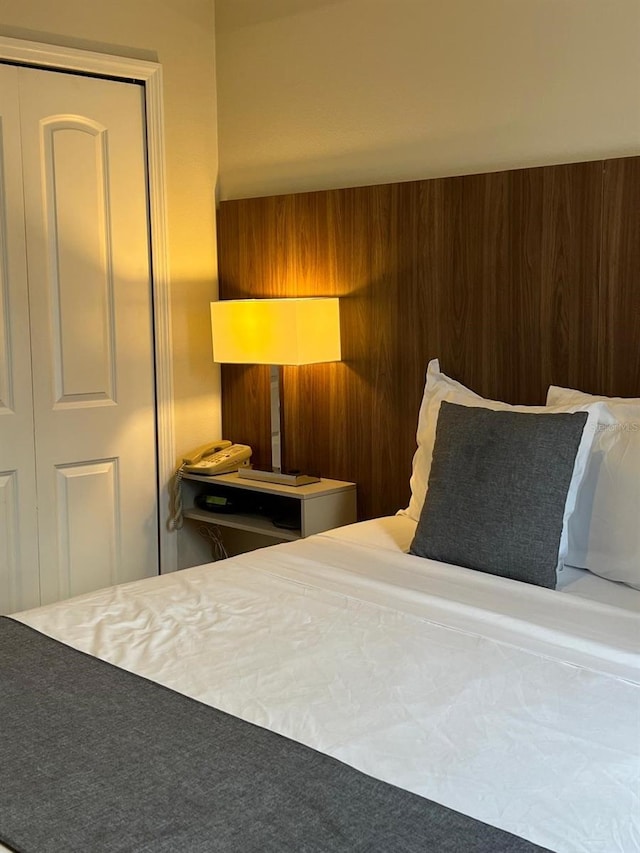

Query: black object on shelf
left=195, top=492, right=251, bottom=514
left=194, top=489, right=301, bottom=532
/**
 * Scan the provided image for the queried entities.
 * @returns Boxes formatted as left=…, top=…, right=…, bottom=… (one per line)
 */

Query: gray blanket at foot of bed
left=0, top=616, right=550, bottom=853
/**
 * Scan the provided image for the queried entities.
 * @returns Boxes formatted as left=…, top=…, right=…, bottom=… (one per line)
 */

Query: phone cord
left=167, top=464, right=185, bottom=531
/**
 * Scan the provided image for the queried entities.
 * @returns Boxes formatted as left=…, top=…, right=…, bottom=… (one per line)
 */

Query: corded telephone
left=182, top=441, right=252, bottom=475
left=167, top=440, right=253, bottom=531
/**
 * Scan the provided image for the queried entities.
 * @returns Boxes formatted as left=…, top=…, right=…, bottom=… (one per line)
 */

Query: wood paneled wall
left=217, top=157, right=640, bottom=521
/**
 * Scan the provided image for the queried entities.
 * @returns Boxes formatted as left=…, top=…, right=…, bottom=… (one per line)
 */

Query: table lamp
left=210, top=297, right=341, bottom=486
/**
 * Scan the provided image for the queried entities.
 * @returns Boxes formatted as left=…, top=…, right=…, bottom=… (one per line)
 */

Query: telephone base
left=238, top=468, right=320, bottom=487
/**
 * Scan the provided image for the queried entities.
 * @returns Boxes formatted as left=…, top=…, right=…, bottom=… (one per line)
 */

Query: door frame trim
left=0, top=35, right=177, bottom=574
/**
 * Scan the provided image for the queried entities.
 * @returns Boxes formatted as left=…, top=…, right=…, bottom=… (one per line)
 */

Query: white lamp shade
left=211, top=297, right=341, bottom=365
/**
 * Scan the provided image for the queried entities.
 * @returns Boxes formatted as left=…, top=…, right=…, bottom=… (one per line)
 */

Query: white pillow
left=400, top=360, right=614, bottom=568
left=546, top=385, right=640, bottom=589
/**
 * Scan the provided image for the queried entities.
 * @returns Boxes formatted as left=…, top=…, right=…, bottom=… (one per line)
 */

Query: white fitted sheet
left=322, top=515, right=640, bottom=612
left=11, top=520, right=640, bottom=853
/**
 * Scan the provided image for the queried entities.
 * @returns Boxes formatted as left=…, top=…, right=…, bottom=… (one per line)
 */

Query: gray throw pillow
left=409, top=402, right=589, bottom=589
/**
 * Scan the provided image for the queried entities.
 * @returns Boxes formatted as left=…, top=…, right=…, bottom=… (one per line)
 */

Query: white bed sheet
left=11, top=519, right=640, bottom=853
left=323, top=515, right=640, bottom=613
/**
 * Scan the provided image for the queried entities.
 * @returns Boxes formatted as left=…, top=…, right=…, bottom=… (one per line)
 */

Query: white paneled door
left=0, top=64, right=158, bottom=612
left=0, top=66, right=40, bottom=611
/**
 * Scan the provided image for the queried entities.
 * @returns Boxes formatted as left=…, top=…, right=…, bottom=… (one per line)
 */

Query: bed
left=2, top=362, right=639, bottom=853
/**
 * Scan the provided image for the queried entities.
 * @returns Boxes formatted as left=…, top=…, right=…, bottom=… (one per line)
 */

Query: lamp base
left=238, top=468, right=320, bottom=487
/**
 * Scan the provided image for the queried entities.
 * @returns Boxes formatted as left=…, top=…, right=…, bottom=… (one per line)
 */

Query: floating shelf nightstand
left=181, top=471, right=357, bottom=550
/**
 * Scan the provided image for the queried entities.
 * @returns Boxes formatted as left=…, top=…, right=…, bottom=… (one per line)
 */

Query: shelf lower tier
left=183, top=508, right=300, bottom=541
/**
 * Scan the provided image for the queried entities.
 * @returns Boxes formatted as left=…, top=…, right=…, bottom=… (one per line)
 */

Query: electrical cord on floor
left=198, top=524, right=229, bottom=561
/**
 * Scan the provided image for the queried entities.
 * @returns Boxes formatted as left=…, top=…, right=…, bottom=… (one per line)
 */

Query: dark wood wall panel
left=217, top=157, right=640, bottom=521
left=600, top=157, right=640, bottom=396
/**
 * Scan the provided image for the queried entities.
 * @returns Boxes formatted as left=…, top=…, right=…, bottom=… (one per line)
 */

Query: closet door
left=0, top=66, right=41, bottom=612
left=17, top=67, right=159, bottom=606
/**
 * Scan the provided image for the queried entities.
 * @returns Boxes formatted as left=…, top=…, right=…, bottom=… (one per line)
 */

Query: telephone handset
left=183, top=439, right=232, bottom=465
left=182, top=441, right=252, bottom=475
left=167, top=440, right=253, bottom=531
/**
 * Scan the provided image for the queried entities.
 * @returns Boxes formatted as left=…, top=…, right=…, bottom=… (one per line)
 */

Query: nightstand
left=180, top=472, right=357, bottom=554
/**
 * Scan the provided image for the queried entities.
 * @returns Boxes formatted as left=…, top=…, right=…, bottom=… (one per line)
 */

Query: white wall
left=0, top=0, right=220, bottom=566
left=215, top=0, right=640, bottom=199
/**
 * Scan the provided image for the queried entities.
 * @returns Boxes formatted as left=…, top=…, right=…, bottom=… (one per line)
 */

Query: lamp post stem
left=270, top=364, right=283, bottom=473
left=237, top=363, right=317, bottom=486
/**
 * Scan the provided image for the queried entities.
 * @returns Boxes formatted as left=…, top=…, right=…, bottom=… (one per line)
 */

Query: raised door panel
left=0, top=472, right=22, bottom=612
left=17, top=67, right=158, bottom=605
left=52, top=461, right=119, bottom=601
left=0, top=64, right=40, bottom=613
left=41, top=117, right=116, bottom=406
